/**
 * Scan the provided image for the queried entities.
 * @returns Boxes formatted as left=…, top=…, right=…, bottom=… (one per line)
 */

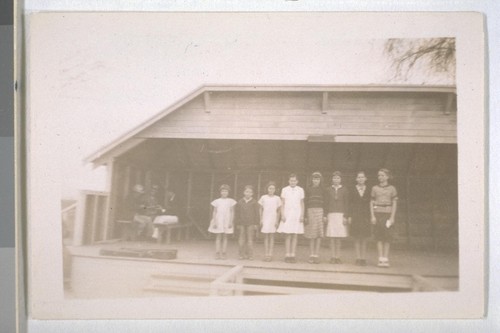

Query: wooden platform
left=65, top=239, right=458, bottom=299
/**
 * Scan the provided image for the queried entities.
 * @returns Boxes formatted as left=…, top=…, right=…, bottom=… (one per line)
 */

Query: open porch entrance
left=82, top=138, right=458, bottom=251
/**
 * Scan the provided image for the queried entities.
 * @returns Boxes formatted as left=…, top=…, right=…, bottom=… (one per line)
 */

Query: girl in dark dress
left=349, top=171, right=372, bottom=266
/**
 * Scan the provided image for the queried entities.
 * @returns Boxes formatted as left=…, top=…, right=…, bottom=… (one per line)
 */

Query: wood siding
left=138, top=91, right=456, bottom=143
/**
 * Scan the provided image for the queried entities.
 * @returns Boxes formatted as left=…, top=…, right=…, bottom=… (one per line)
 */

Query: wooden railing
left=208, top=267, right=448, bottom=296
left=209, top=265, right=244, bottom=296
left=73, top=190, right=110, bottom=246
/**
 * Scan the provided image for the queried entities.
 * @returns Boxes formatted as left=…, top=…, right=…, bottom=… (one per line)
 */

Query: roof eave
left=85, top=83, right=457, bottom=167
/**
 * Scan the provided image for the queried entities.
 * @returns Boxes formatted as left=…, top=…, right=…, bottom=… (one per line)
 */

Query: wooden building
left=76, top=85, right=458, bottom=250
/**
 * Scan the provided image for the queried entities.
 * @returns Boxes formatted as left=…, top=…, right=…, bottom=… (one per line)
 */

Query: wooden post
left=431, top=180, right=437, bottom=251
left=102, top=158, right=117, bottom=241
left=90, top=195, right=99, bottom=244
left=73, top=191, right=87, bottom=246
left=124, top=165, right=131, bottom=197
left=233, top=172, right=238, bottom=198
left=186, top=171, right=193, bottom=215
left=405, top=177, right=411, bottom=249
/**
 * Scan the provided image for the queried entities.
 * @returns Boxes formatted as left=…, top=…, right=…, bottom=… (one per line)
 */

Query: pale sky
left=27, top=13, right=454, bottom=199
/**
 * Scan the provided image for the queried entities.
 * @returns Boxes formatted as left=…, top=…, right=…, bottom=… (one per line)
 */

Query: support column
left=103, top=158, right=117, bottom=241
left=405, top=177, right=411, bottom=248
left=186, top=171, right=193, bottom=215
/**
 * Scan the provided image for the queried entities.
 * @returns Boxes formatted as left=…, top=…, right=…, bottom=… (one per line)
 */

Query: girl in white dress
left=258, top=182, right=282, bottom=262
left=277, top=174, right=305, bottom=263
left=208, top=184, right=237, bottom=260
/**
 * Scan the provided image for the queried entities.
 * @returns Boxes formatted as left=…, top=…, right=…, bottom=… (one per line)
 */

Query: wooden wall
left=138, top=91, right=456, bottom=143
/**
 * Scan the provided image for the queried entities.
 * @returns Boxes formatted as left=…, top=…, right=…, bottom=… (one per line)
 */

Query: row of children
left=208, top=169, right=398, bottom=267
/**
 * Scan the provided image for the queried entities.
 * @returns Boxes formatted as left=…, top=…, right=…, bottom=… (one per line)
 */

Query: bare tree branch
left=385, top=38, right=456, bottom=82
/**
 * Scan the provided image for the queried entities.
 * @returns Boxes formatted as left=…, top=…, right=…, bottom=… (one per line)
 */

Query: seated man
left=152, top=189, right=180, bottom=240
left=126, top=184, right=149, bottom=240
left=128, top=184, right=164, bottom=241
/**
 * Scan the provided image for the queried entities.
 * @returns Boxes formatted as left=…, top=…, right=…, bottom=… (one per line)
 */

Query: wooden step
left=144, top=282, right=211, bottom=296
left=151, top=272, right=215, bottom=282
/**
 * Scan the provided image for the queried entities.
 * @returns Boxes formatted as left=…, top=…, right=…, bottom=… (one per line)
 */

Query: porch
left=65, top=238, right=459, bottom=299
left=76, top=139, right=458, bottom=251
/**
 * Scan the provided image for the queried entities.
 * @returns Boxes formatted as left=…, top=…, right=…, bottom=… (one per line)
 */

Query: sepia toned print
left=27, top=12, right=484, bottom=319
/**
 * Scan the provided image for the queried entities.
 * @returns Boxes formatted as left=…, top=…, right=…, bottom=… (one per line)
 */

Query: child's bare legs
left=221, top=234, right=228, bottom=258
left=310, top=238, right=321, bottom=256
left=314, top=238, right=322, bottom=258
left=246, top=226, right=255, bottom=259
left=377, top=241, right=384, bottom=259
left=383, top=242, right=390, bottom=260
left=330, top=238, right=342, bottom=262
left=238, top=226, right=246, bottom=258
left=330, top=238, right=335, bottom=258
left=269, top=233, right=274, bottom=257
left=309, top=239, right=315, bottom=257
left=284, top=234, right=292, bottom=258
left=335, top=238, right=342, bottom=259
left=214, top=234, right=222, bottom=258
left=264, top=234, right=269, bottom=256
left=290, top=233, right=298, bottom=258
left=308, top=238, right=321, bottom=263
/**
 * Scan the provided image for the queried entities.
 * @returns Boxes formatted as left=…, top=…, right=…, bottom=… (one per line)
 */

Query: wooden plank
left=213, top=282, right=352, bottom=295
left=135, top=132, right=457, bottom=144
left=242, top=270, right=413, bottom=289
left=311, top=136, right=457, bottom=144
left=169, top=111, right=457, bottom=127
left=148, top=119, right=456, bottom=130
left=164, top=108, right=452, bottom=119
left=151, top=272, right=214, bottom=282
left=204, top=84, right=455, bottom=93
left=141, top=126, right=457, bottom=137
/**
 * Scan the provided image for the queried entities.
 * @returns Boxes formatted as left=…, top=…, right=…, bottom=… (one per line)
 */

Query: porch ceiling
left=117, top=138, right=456, bottom=178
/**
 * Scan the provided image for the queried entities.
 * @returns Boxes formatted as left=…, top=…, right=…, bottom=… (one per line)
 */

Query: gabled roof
left=85, top=84, right=456, bottom=166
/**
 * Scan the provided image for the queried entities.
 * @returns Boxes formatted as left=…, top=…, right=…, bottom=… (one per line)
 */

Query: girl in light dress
left=208, top=184, right=237, bottom=260
left=277, top=174, right=305, bottom=263
left=258, top=182, right=282, bottom=262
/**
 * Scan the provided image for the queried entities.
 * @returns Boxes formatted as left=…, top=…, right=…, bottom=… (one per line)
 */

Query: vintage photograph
left=27, top=12, right=484, bottom=319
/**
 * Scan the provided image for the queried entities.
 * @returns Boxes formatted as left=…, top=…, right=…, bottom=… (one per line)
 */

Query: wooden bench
left=155, top=223, right=193, bottom=244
